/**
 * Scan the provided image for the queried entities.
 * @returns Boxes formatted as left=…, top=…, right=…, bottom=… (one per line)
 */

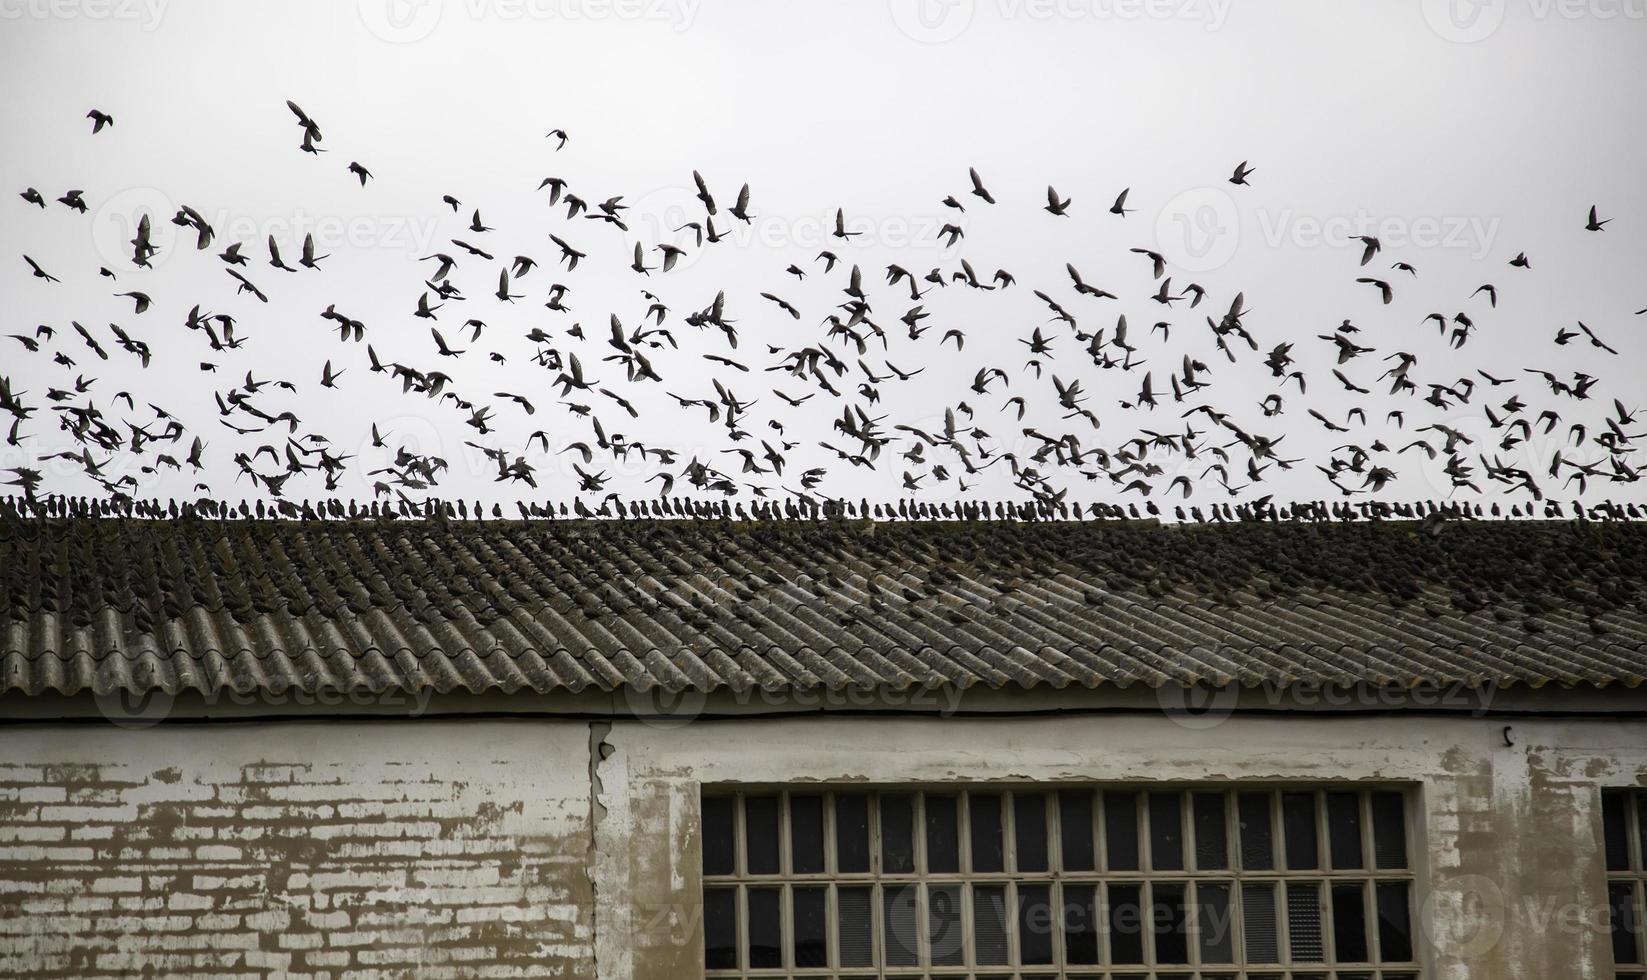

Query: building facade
left=3, top=515, right=1646, bottom=978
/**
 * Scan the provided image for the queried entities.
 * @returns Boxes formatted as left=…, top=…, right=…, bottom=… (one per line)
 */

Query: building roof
left=3, top=516, right=1646, bottom=699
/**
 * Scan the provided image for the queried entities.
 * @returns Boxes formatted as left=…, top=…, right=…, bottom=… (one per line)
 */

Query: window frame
left=700, top=781, right=1423, bottom=979
left=1605, top=788, right=1647, bottom=976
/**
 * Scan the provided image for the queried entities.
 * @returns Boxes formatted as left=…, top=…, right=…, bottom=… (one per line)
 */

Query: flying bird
left=968, top=167, right=995, bottom=204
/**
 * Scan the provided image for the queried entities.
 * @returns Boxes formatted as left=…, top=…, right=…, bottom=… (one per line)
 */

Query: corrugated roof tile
left=4, top=517, right=1647, bottom=699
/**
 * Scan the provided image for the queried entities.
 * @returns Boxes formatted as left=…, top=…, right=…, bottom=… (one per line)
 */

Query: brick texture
left=0, top=725, right=594, bottom=979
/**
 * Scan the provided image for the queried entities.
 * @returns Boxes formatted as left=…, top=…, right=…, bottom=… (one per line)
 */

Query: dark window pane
left=1611, top=882, right=1641, bottom=965
left=1060, top=790, right=1096, bottom=871
left=883, top=884, right=918, bottom=965
left=746, top=796, right=780, bottom=875
left=970, top=794, right=1005, bottom=873
left=1242, top=882, right=1279, bottom=963
left=1063, top=884, right=1100, bottom=965
left=1327, top=792, right=1364, bottom=870
left=925, top=795, right=960, bottom=874
left=881, top=794, right=915, bottom=874
left=1150, top=793, right=1184, bottom=871
left=929, top=883, right=964, bottom=965
left=1371, top=792, right=1408, bottom=870
left=702, top=796, right=735, bottom=876
left=1106, top=792, right=1141, bottom=872
left=1376, top=881, right=1414, bottom=962
left=793, top=887, right=827, bottom=966
left=748, top=886, right=781, bottom=968
left=838, top=886, right=873, bottom=967
left=1019, top=883, right=1054, bottom=965
left=1109, top=883, right=1146, bottom=964
left=1239, top=793, right=1274, bottom=870
left=1193, top=793, right=1228, bottom=870
left=1196, top=882, right=1235, bottom=963
left=1640, top=792, right=1647, bottom=874
left=1332, top=882, right=1369, bottom=963
left=1153, top=882, right=1189, bottom=964
left=1283, top=792, right=1319, bottom=870
left=1287, top=881, right=1323, bottom=962
left=1015, top=793, right=1049, bottom=873
left=836, top=794, right=870, bottom=873
left=791, top=795, right=825, bottom=875
left=1604, top=791, right=1632, bottom=872
left=704, top=887, right=737, bottom=969
left=974, top=884, right=1009, bottom=965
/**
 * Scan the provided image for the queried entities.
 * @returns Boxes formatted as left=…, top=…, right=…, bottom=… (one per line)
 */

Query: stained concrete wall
left=2, top=711, right=1645, bottom=979
left=595, top=713, right=1647, bottom=980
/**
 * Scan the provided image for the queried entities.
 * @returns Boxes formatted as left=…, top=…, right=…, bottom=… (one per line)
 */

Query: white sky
left=2, top=0, right=1645, bottom=513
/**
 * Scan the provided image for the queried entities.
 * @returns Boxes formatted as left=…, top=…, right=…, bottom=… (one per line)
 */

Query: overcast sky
left=2, top=0, right=1644, bottom=512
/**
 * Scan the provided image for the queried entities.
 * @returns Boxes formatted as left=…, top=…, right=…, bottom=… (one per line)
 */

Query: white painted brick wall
left=0, top=721, right=594, bottom=979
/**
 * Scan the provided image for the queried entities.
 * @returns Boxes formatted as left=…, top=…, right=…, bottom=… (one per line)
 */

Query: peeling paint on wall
left=3, top=713, right=1646, bottom=979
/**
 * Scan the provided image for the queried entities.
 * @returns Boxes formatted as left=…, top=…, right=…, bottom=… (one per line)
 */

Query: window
left=702, top=786, right=1419, bottom=978
left=1604, top=790, right=1647, bottom=975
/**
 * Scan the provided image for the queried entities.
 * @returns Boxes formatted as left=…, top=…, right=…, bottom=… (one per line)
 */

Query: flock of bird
left=5, top=101, right=1647, bottom=523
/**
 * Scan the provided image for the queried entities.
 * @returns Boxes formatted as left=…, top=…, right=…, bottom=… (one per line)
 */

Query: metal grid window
left=1604, top=790, right=1647, bottom=976
left=702, top=786, right=1420, bottom=979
